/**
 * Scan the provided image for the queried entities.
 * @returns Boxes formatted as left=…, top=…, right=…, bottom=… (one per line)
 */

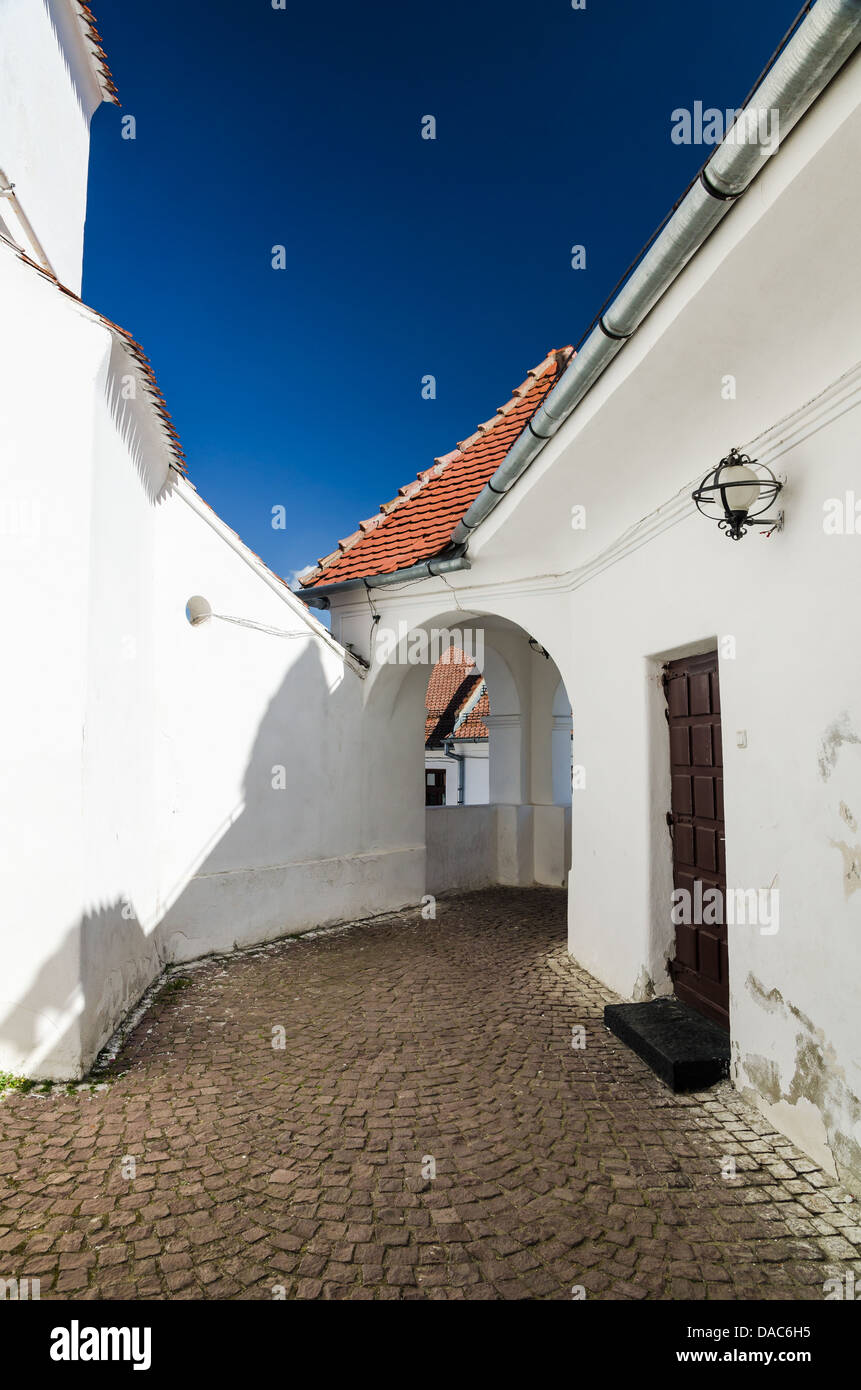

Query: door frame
left=662, top=647, right=729, bottom=1030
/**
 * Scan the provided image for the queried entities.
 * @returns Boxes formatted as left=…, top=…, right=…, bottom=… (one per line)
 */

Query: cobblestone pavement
left=1, top=887, right=858, bottom=1300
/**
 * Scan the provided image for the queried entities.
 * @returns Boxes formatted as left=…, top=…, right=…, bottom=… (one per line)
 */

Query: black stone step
left=603, top=996, right=730, bottom=1092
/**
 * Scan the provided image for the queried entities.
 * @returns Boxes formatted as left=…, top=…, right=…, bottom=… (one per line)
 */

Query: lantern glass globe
left=721, top=462, right=760, bottom=514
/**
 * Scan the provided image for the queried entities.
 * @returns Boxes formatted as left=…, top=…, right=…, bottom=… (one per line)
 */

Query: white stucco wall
left=0, top=233, right=425, bottom=1079
left=0, top=247, right=103, bottom=1076
left=426, top=803, right=571, bottom=895
left=466, top=748, right=490, bottom=804
left=153, top=484, right=422, bottom=966
left=0, top=1, right=103, bottom=292
left=426, top=806, right=495, bottom=893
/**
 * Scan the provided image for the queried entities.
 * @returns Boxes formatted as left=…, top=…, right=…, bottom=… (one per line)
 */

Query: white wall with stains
left=326, top=51, right=861, bottom=1191
left=1, top=0, right=859, bottom=1198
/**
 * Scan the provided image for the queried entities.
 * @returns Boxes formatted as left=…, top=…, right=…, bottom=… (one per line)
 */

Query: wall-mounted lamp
left=528, top=638, right=550, bottom=659
left=185, top=594, right=212, bottom=626
left=692, top=448, right=783, bottom=541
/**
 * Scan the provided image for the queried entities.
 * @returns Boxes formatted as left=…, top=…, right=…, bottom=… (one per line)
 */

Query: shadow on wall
left=103, top=337, right=174, bottom=504
left=156, top=637, right=385, bottom=961
left=0, top=903, right=158, bottom=1082
left=45, top=0, right=95, bottom=122
left=0, top=637, right=394, bottom=1080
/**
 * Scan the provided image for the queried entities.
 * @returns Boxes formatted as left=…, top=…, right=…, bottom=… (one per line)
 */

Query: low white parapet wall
left=426, top=805, right=496, bottom=894
left=426, top=804, right=571, bottom=895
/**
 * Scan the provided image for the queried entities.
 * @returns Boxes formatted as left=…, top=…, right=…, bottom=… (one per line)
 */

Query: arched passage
left=361, top=607, right=573, bottom=910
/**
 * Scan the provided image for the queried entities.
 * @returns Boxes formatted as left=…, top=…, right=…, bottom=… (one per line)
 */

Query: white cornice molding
left=746, top=358, right=861, bottom=472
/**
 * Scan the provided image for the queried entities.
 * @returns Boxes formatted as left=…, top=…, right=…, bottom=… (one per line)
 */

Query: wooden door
left=663, top=651, right=728, bottom=1029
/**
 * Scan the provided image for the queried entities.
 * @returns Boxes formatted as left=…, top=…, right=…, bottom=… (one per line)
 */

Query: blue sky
left=84, top=0, right=803, bottom=580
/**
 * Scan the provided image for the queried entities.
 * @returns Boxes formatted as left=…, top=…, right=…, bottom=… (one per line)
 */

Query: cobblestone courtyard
left=1, top=887, right=858, bottom=1300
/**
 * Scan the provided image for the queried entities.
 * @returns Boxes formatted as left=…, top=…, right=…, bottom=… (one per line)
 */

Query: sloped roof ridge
left=301, top=346, right=572, bottom=582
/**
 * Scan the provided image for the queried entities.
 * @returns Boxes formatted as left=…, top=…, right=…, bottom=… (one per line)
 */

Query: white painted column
left=552, top=714, right=573, bottom=806
left=485, top=713, right=523, bottom=804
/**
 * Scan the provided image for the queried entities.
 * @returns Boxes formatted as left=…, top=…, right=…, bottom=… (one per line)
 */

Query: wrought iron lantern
left=692, top=447, right=783, bottom=541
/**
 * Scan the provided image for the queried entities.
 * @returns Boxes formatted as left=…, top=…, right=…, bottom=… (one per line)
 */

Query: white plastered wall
left=0, top=237, right=424, bottom=1078
left=0, top=0, right=103, bottom=293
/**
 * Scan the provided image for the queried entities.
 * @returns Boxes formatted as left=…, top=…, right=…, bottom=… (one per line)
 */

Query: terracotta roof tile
left=9, top=245, right=186, bottom=474
left=300, top=346, right=573, bottom=588
left=453, top=685, right=489, bottom=741
left=72, top=3, right=120, bottom=106
left=425, top=649, right=489, bottom=746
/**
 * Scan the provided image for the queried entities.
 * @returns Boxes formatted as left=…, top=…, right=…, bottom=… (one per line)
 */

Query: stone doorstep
left=603, top=997, right=730, bottom=1093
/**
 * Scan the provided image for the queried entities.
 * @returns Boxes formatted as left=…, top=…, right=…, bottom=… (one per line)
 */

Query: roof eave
left=71, top=2, right=120, bottom=106
left=296, top=549, right=471, bottom=608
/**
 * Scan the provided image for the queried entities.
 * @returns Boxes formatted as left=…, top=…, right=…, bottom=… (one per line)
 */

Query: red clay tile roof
left=72, top=3, right=120, bottom=105
left=300, top=346, right=573, bottom=588
left=425, top=649, right=489, bottom=746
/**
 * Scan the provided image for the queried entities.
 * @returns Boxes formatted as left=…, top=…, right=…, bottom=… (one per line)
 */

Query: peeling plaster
left=839, top=802, right=858, bottom=833
left=743, top=973, right=861, bottom=1194
left=830, top=838, right=861, bottom=897
left=742, top=1052, right=782, bottom=1105
left=632, top=968, right=656, bottom=1002
left=740, top=1058, right=837, bottom=1176
left=818, top=713, right=861, bottom=782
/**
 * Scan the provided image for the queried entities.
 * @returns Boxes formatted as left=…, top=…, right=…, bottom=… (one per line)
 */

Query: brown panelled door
left=663, top=651, right=728, bottom=1029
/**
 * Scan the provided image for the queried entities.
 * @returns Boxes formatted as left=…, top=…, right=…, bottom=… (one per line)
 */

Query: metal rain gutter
left=450, top=0, right=861, bottom=546
left=298, top=549, right=471, bottom=609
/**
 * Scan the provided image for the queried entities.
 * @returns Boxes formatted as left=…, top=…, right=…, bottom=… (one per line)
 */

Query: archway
left=361, top=608, right=573, bottom=907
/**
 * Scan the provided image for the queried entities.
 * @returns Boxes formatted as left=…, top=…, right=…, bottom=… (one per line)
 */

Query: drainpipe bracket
left=598, top=316, right=632, bottom=342
left=527, top=420, right=553, bottom=441
left=699, top=168, right=747, bottom=202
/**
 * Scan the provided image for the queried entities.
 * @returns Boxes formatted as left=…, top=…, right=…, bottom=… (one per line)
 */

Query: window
left=425, top=770, right=446, bottom=806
